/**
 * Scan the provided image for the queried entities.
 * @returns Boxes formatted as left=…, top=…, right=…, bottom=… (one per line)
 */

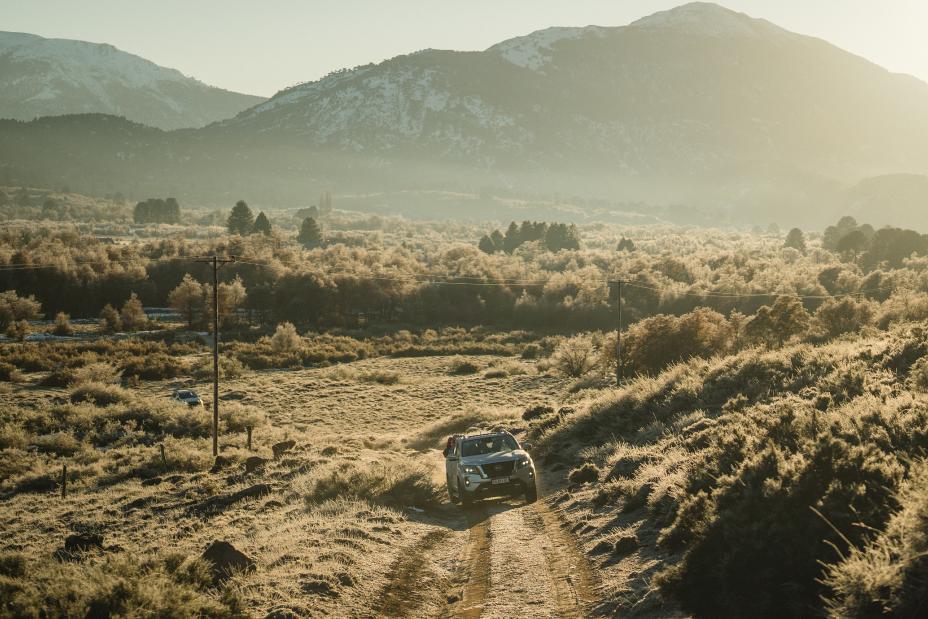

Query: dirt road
left=370, top=489, right=598, bottom=618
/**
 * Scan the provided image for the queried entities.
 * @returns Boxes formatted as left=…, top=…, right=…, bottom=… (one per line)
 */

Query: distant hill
left=0, top=31, right=265, bottom=129
left=842, top=174, right=928, bottom=231
left=2, top=3, right=928, bottom=227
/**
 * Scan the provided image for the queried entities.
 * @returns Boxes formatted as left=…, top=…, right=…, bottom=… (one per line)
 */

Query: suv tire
left=461, top=486, right=473, bottom=508
left=525, top=483, right=538, bottom=504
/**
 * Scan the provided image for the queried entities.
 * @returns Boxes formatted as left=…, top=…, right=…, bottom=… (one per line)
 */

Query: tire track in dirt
left=445, top=496, right=598, bottom=618
left=524, top=500, right=598, bottom=617
left=450, top=507, right=492, bottom=619
left=371, top=528, right=452, bottom=618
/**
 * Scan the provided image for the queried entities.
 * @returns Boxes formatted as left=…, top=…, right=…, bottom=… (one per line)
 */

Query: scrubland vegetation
left=535, top=324, right=928, bottom=617
left=3, top=193, right=928, bottom=617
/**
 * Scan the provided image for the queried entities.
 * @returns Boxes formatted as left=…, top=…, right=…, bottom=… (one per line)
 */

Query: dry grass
left=408, top=407, right=517, bottom=451
left=0, top=352, right=567, bottom=617
left=540, top=323, right=928, bottom=618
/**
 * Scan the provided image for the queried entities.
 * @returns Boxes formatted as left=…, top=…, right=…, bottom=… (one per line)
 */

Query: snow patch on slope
left=0, top=32, right=190, bottom=89
left=630, top=2, right=785, bottom=38
left=489, top=26, right=606, bottom=71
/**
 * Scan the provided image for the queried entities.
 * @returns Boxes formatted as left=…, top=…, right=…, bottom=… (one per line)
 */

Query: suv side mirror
left=521, top=441, right=533, bottom=450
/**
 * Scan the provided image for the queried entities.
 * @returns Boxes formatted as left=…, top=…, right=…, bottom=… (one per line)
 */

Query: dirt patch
left=371, top=529, right=452, bottom=617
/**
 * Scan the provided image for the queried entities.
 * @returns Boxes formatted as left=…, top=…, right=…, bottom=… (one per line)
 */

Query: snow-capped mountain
left=220, top=1, right=928, bottom=187
left=0, top=32, right=264, bottom=129
left=2, top=2, right=928, bottom=227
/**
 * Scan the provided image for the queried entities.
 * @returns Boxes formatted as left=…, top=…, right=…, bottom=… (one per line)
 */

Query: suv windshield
left=461, top=435, right=518, bottom=457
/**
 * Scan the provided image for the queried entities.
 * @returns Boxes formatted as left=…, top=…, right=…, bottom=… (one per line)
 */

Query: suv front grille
left=481, top=460, right=515, bottom=478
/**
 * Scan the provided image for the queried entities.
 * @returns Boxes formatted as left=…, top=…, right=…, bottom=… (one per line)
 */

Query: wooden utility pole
left=614, top=280, right=623, bottom=384
left=199, top=255, right=236, bottom=457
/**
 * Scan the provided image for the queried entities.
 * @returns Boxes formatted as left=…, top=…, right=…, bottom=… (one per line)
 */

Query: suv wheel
left=461, top=487, right=473, bottom=508
left=525, top=483, right=538, bottom=504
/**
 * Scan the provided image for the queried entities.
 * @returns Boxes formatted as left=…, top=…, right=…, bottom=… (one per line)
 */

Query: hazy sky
left=2, top=1, right=927, bottom=97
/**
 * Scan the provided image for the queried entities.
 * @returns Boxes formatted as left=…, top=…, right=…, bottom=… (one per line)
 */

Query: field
left=1, top=350, right=602, bottom=617
left=3, top=193, right=928, bottom=617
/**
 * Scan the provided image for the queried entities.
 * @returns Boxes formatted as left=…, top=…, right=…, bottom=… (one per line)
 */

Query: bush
left=554, top=335, right=596, bottom=377
left=0, top=552, right=247, bottom=617
left=220, top=403, right=265, bottom=433
left=0, top=424, right=28, bottom=450
left=612, top=307, right=734, bottom=377
left=541, top=326, right=928, bottom=617
left=483, top=368, right=508, bottom=379
left=99, top=304, right=121, bottom=332
left=0, top=361, right=18, bottom=381
left=269, top=322, right=301, bottom=353
left=523, top=404, right=555, bottom=421
left=72, top=363, right=120, bottom=386
left=306, top=461, right=442, bottom=508
left=70, top=382, right=129, bottom=406
left=357, top=369, right=401, bottom=385
left=192, top=355, right=245, bottom=380
left=911, top=358, right=928, bottom=392
left=568, top=463, right=600, bottom=484
left=121, top=353, right=185, bottom=380
left=40, top=366, right=75, bottom=387
left=52, top=311, right=74, bottom=336
left=824, top=460, right=928, bottom=617
left=449, top=357, right=481, bottom=375
left=32, top=431, right=81, bottom=456
left=813, top=297, right=875, bottom=338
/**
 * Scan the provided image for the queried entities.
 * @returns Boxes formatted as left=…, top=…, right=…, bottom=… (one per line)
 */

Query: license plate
left=491, top=477, right=510, bottom=485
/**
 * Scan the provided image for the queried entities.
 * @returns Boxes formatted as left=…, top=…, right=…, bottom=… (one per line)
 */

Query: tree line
left=133, top=198, right=180, bottom=224
left=479, top=221, right=581, bottom=254
left=1, top=214, right=927, bottom=338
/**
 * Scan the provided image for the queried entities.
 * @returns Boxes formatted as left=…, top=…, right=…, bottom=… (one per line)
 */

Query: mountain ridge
left=0, top=31, right=265, bottom=130
left=1, top=2, right=927, bottom=228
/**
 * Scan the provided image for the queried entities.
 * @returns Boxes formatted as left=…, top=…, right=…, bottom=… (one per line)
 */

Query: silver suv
left=443, top=430, right=537, bottom=507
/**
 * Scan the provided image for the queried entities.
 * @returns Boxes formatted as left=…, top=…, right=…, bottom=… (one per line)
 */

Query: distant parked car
left=172, top=389, right=202, bottom=407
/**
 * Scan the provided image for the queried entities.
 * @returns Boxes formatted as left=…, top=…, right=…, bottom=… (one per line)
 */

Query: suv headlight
left=462, top=465, right=480, bottom=475
left=515, top=457, right=531, bottom=469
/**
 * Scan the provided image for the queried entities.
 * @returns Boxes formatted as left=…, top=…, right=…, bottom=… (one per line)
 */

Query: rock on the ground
left=211, top=455, right=232, bottom=473
left=201, top=540, right=256, bottom=584
left=245, top=456, right=268, bottom=473
left=65, top=533, right=104, bottom=553
left=271, top=440, right=296, bottom=459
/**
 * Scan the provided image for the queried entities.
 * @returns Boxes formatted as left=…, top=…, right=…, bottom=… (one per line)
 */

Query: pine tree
left=227, top=200, right=255, bottom=235
left=164, top=197, right=181, bottom=224
left=253, top=211, right=272, bottom=236
left=503, top=222, right=521, bottom=254
left=298, top=217, right=323, bottom=248
left=478, top=235, right=496, bottom=254
left=490, top=229, right=505, bottom=252
left=784, top=228, right=806, bottom=252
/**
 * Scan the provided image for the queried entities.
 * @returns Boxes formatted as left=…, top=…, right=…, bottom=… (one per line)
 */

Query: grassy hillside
left=537, top=323, right=928, bottom=617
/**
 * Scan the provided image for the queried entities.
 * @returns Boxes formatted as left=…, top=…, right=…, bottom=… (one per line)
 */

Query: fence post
left=61, top=464, right=67, bottom=498
left=247, top=427, right=253, bottom=451
left=160, top=443, right=166, bottom=466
